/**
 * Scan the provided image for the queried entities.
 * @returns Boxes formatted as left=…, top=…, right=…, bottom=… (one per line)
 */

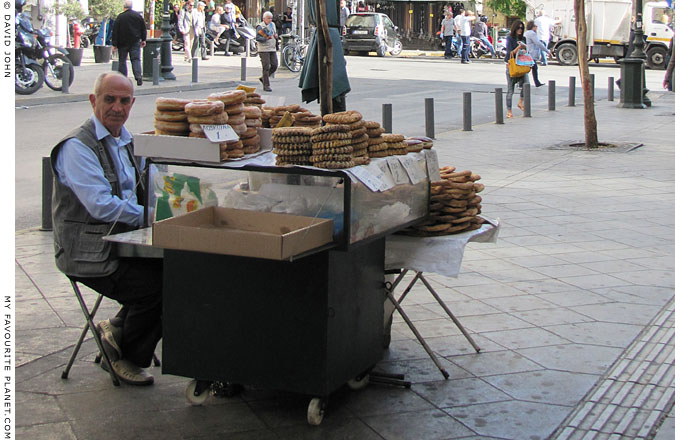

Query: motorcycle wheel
left=44, top=54, right=75, bottom=91
left=389, top=39, right=403, bottom=57
left=249, top=40, right=258, bottom=57
left=80, top=35, right=90, bottom=49
left=15, top=63, right=44, bottom=95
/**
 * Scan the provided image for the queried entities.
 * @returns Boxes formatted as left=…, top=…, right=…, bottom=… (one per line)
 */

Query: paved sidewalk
left=15, top=88, right=675, bottom=439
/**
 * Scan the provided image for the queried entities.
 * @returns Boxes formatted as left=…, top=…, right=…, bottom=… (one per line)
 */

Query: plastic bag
left=154, top=173, right=218, bottom=221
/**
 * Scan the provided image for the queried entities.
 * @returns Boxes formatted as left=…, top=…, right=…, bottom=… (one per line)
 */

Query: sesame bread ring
left=310, top=153, right=353, bottom=162
left=313, top=124, right=349, bottom=134
left=227, top=114, right=246, bottom=125
left=350, top=127, right=367, bottom=138
left=353, top=156, right=370, bottom=166
left=446, top=223, right=472, bottom=234
left=364, top=120, right=381, bottom=129
left=155, top=97, right=194, bottom=112
left=382, top=133, right=405, bottom=143
left=367, top=136, right=386, bottom=145
left=312, top=145, right=354, bottom=155
left=351, top=141, right=369, bottom=151
left=232, top=124, right=248, bottom=135
left=312, top=139, right=352, bottom=149
left=223, top=149, right=245, bottom=159
left=225, top=139, right=243, bottom=150
left=185, top=100, right=225, bottom=116
left=273, top=126, right=314, bottom=136
left=312, top=132, right=352, bottom=142
left=243, top=144, right=260, bottom=154
left=243, top=106, right=262, bottom=119
left=473, top=183, right=485, bottom=193
left=244, top=118, right=262, bottom=128
left=154, top=110, right=188, bottom=122
left=187, top=112, right=229, bottom=125
left=224, top=103, right=245, bottom=115
left=417, top=223, right=451, bottom=232
left=242, top=134, right=261, bottom=146
left=322, top=110, right=362, bottom=124
left=368, top=143, right=388, bottom=152
left=154, top=119, right=189, bottom=133
left=188, top=123, right=205, bottom=134
left=208, top=90, right=246, bottom=106
left=367, top=127, right=385, bottom=137
left=369, top=151, right=389, bottom=158
left=314, top=160, right=355, bottom=169
left=347, top=120, right=366, bottom=130
left=273, top=148, right=312, bottom=156
left=243, top=127, right=258, bottom=138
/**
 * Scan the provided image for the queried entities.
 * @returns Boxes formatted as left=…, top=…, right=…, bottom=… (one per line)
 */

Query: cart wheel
left=185, top=380, right=210, bottom=406
left=307, top=397, right=325, bottom=426
left=347, top=374, right=370, bottom=390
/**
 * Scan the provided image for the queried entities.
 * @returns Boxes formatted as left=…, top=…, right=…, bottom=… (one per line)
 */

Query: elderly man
left=111, top=0, right=147, bottom=86
left=51, top=72, right=162, bottom=386
left=192, top=1, right=210, bottom=60
left=256, top=11, right=278, bottom=92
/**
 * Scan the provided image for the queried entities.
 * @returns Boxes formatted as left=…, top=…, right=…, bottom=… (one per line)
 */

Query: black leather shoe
left=535, top=82, right=544, bottom=88
left=136, top=78, right=143, bottom=86
left=263, top=86, right=272, bottom=92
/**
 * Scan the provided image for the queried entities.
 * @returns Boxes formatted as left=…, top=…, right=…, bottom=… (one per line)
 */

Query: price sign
left=373, top=161, right=396, bottom=191
left=386, top=157, right=411, bottom=184
left=201, top=124, right=239, bottom=142
left=425, top=149, right=442, bottom=181
left=398, top=155, right=427, bottom=184
left=347, top=166, right=383, bottom=192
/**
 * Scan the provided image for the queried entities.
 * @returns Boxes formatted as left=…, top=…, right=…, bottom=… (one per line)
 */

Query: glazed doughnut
left=153, top=119, right=189, bottom=133
left=154, top=110, right=188, bottom=122
left=207, top=90, right=247, bottom=106
left=187, top=112, right=229, bottom=125
left=155, top=97, right=193, bottom=112
left=184, top=100, right=225, bottom=116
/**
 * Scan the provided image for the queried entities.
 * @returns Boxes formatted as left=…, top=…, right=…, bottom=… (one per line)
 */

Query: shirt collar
left=91, top=115, right=132, bottom=146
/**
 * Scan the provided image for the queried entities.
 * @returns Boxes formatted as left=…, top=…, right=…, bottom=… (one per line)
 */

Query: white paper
left=201, top=124, right=239, bottom=142
left=424, top=149, right=442, bottom=181
left=346, top=166, right=383, bottom=192
left=387, top=157, right=411, bottom=185
left=398, top=155, right=427, bottom=184
left=374, top=160, right=396, bottom=191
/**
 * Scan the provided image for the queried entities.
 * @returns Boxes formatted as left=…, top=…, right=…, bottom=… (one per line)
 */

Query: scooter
left=206, top=16, right=257, bottom=56
left=469, top=36, right=494, bottom=58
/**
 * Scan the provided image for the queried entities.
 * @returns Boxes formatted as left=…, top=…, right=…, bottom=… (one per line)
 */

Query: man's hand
left=141, top=41, right=146, bottom=48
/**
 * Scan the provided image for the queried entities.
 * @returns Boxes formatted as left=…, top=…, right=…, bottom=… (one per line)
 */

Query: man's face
left=173, top=4, right=179, bottom=11
left=89, top=75, right=135, bottom=137
left=264, top=15, right=272, bottom=25
left=341, top=1, right=345, bottom=8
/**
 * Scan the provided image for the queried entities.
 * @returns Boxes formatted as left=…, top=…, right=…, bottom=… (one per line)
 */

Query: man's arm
left=56, top=139, right=144, bottom=227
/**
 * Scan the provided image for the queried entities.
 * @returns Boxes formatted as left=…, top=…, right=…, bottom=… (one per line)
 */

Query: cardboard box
left=152, top=207, right=334, bottom=260
left=134, top=130, right=272, bottom=163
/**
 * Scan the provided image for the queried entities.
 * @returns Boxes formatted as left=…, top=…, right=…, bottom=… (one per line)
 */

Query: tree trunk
left=574, top=0, right=598, bottom=147
left=315, top=0, right=333, bottom=116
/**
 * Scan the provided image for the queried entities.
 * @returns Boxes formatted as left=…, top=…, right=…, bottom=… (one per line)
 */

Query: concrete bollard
left=61, top=66, right=70, bottom=94
left=590, top=73, right=595, bottom=99
left=382, top=104, right=392, bottom=133
left=192, top=58, right=199, bottom=83
left=523, top=83, right=531, bottom=117
left=494, top=88, right=503, bottom=125
left=111, top=60, right=118, bottom=71
left=548, top=80, right=556, bottom=111
left=568, top=76, right=576, bottom=106
left=41, top=157, right=53, bottom=231
left=424, top=98, right=435, bottom=139
left=241, top=57, right=247, bottom=82
left=608, top=76, right=615, bottom=101
left=152, top=59, right=160, bottom=85
left=462, top=92, right=472, bottom=131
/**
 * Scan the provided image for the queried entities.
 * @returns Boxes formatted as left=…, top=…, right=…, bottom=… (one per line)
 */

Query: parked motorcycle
left=206, top=16, right=257, bottom=56
left=170, top=28, right=185, bottom=52
left=495, top=36, right=507, bottom=59
left=15, top=13, right=43, bottom=95
left=469, top=36, right=494, bottom=59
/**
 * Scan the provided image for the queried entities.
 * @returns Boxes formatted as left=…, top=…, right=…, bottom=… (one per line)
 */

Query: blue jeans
left=480, top=36, right=496, bottom=56
left=443, top=35, right=453, bottom=58
left=505, top=65, right=525, bottom=110
left=117, top=43, right=142, bottom=80
left=539, top=40, right=549, bottom=64
left=460, top=36, right=470, bottom=62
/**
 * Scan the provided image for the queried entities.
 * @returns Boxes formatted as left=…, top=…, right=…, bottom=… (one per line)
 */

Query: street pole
left=160, top=0, right=177, bottom=80
left=630, top=0, right=650, bottom=106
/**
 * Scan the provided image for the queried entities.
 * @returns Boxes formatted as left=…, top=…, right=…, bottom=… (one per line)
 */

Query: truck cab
left=643, top=1, right=674, bottom=69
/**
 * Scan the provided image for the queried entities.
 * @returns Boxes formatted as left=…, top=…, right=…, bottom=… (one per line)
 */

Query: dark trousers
left=73, top=257, right=163, bottom=368
left=531, top=62, right=542, bottom=86
left=259, top=51, right=278, bottom=87
left=444, top=35, right=453, bottom=58
left=460, top=36, right=471, bottom=62
left=117, top=44, right=142, bottom=81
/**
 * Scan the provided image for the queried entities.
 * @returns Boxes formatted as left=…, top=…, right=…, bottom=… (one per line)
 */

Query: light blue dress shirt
left=55, top=115, right=144, bottom=227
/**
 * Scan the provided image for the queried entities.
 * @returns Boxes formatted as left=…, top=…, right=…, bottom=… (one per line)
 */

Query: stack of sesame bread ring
left=383, top=134, right=407, bottom=156
left=310, top=124, right=354, bottom=169
left=243, top=92, right=265, bottom=108
left=365, top=121, right=387, bottom=158
left=184, top=100, right=228, bottom=138
left=154, top=97, right=192, bottom=136
left=272, top=127, right=313, bottom=165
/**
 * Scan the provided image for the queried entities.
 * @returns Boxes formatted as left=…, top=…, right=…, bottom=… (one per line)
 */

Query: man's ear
left=89, top=94, right=96, bottom=109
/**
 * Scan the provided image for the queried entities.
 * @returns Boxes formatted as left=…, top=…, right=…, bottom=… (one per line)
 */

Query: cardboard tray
left=152, top=207, right=334, bottom=260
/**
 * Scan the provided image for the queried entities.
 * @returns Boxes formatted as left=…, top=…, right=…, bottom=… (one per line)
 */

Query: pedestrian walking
left=525, top=20, right=548, bottom=87
left=256, top=11, right=278, bottom=92
left=474, top=16, right=496, bottom=58
left=663, top=37, right=674, bottom=92
left=192, top=1, right=210, bottom=60
left=440, top=11, right=455, bottom=59
left=179, top=1, right=194, bottom=62
left=533, top=11, right=560, bottom=65
left=340, top=0, right=350, bottom=35
left=111, top=0, right=147, bottom=86
left=504, top=20, right=527, bottom=118
left=454, top=8, right=475, bottom=63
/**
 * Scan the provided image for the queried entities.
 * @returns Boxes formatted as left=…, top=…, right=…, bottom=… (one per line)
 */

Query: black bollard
left=462, top=92, right=472, bottom=131
left=523, top=83, right=531, bottom=117
left=608, top=76, right=615, bottom=101
left=241, top=57, right=247, bottom=82
left=61, top=65, right=70, bottom=94
left=425, top=98, right=435, bottom=139
left=41, top=157, right=53, bottom=231
left=382, top=104, right=392, bottom=133
left=590, top=73, right=595, bottom=99
left=568, top=76, right=576, bottom=106
left=152, top=59, right=160, bottom=85
left=192, top=58, right=199, bottom=83
left=494, top=88, right=503, bottom=124
left=548, top=80, right=556, bottom=111
left=111, top=60, right=118, bottom=71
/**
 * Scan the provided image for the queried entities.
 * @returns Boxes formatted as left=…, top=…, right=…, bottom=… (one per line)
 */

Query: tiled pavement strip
left=15, top=90, right=675, bottom=439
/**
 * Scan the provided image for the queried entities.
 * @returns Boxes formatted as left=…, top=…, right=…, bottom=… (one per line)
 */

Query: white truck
left=525, top=0, right=674, bottom=69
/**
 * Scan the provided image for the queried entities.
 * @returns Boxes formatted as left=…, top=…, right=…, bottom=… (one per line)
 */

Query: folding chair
left=61, top=279, right=160, bottom=386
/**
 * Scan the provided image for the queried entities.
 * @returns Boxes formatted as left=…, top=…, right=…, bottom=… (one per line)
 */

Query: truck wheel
left=646, top=46, right=667, bottom=70
left=556, top=43, right=578, bottom=66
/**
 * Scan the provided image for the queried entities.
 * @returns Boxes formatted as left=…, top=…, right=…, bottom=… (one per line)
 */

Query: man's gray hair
left=263, top=11, right=272, bottom=19
left=93, top=72, right=134, bottom=96
left=124, top=0, right=133, bottom=9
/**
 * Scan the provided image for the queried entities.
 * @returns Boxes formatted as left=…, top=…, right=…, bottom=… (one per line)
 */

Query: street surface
left=14, top=53, right=666, bottom=230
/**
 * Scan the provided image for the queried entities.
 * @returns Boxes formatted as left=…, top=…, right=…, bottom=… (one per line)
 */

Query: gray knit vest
left=50, top=118, right=142, bottom=278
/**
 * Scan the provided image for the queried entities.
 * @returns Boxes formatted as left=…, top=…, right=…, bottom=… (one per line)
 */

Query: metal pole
left=111, top=60, right=118, bottom=71
left=382, top=104, right=392, bottom=133
left=548, top=80, right=556, bottom=111
left=152, top=59, right=160, bottom=85
left=241, top=57, right=247, bottom=82
left=568, top=76, right=576, bottom=106
left=41, top=157, right=53, bottom=231
left=424, top=98, right=435, bottom=139
left=494, top=88, right=503, bottom=124
left=608, top=76, right=615, bottom=101
left=590, top=73, right=595, bottom=100
left=61, top=66, right=70, bottom=93
left=523, top=83, right=531, bottom=117
left=462, top=92, right=472, bottom=131
left=192, top=58, right=199, bottom=83
left=159, top=0, right=176, bottom=80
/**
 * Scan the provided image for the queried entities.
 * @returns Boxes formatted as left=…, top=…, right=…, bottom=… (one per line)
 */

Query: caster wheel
left=307, top=397, right=325, bottom=426
left=185, top=380, right=210, bottom=406
left=347, top=374, right=370, bottom=390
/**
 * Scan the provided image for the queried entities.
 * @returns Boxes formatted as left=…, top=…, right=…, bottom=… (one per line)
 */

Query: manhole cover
left=548, top=141, right=643, bottom=153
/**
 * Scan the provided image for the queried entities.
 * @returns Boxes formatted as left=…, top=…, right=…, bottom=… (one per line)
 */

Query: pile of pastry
left=403, top=167, right=486, bottom=236
left=261, top=105, right=322, bottom=128
left=272, top=127, right=313, bottom=166
left=322, top=111, right=369, bottom=166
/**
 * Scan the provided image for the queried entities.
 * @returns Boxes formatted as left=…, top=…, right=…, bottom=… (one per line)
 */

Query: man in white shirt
left=533, top=11, right=560, bottom=65
left=454, top=9, right=476, bottom=63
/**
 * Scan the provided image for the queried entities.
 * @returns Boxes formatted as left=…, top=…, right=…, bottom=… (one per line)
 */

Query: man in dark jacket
left=112, top=0, right=147, bottom=86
